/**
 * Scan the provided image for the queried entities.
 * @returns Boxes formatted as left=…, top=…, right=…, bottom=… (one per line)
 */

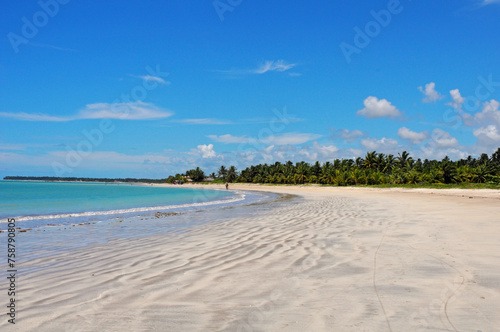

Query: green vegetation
left=3, top=176, right=167, bottom=183
left=8, top=148, right=500, bottom=189
left=185, top=167, right=205, bottom=182
left=183, top=148, right=500, bottom=188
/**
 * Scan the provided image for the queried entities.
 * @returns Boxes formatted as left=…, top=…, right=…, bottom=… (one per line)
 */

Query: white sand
left=3, top=185, right=500, bottom=331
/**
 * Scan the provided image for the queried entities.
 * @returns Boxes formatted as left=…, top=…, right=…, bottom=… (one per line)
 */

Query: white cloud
left=418, top=82, right=443, bottom=103
left=347, top=148, right=364, bottom=158
left=0, top=142, right=57, bottom=151
left=254, top=60, right=297, bottom=74
left=446, top=89, right=465, bottom=110
left=473, top=125, right=500, bottom=142
left=174, top=118, right=233, bottom=125
left=415, top=129, right=464, bottom=160
left=419, top=146, right=467, bottom=161
left=472, top=100, right=500, bottom=147
left=481, top=0, right=500, bottom=5
left=0, top=112, right=69, bottom=122
left=397, top=127, right=427, bottom=144
left=474, top=99, right=500, bottom=125
left=360, top=137, right=399, bottom=151
left=79, top=102, right=172, bottom=120
left=312, top=141, right=339, bottom=158
left=197, top=144, right=217, bottom=158
left=291, top=143, right=339, bottom=161
left=217, top=60, right=297, bottom=76
left=297, top=147, right=318, bottom=161
left=139, top=75, right=169, bottom=85
left=332, top=128, right=365, bottom=142
left=431, top=129, right=459, bottom=148
left=50, top=150, right=173, bottom=165
left=28, top=42, right=78, bottom=52
left=208, top=132, right=322, bottom=146
left=0, top=142, right=27, bottom=150
left=264, top=133, right=322, bottom=145
left=356, top=97, right=402, bottom=118
left=0, top=102, right=173, bottom=122
left=207, top=134, right=254, bottom=144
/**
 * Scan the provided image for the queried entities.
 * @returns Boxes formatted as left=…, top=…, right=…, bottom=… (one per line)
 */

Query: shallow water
left=0, top=180, right=235, bottom=218
left=0, top=185, right=290, bottom=275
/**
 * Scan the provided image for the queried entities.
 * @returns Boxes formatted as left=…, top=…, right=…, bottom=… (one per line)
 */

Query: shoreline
left=157, top=182, right=500, bottom=200
left=2, top=184, right=499, bottom=330
left=0, top=186, right=272, bottom=227
left=4, top=178, right=500, bottom=197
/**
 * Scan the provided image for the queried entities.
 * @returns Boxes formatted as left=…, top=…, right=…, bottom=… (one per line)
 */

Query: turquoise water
left=0, top=181, right=234, bottom=221
left=0, top=180, right=281, bottom=273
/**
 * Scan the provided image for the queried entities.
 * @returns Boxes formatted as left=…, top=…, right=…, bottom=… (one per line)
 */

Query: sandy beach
left=3, top=185, right=500, bottom=331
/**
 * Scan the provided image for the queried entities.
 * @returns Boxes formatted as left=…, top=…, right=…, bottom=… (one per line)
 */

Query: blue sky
left=1, top=0, right=500, bottom=178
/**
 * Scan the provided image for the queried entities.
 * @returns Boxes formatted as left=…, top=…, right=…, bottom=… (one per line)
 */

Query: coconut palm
left=176, top=148, right=500, bottom=186
left=406, top=171, right=421, bottom=184
left=218, top=165, right=227, bottom=180
left=186, top=167, right=205, bottom=182
left=226, top=165, right=238, bottom=182
left=439, top=161, right=457, bottom=184
left=397, top=151, right=412, bottom=169
left=363, top=151, right=377, bottom=169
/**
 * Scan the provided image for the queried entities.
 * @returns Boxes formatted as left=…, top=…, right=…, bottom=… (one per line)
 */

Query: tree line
left=176, top=148, right=500, bottom=186
left=3, top=176, right=167, bottom=184
left=7, top=148, right=500, bottom=186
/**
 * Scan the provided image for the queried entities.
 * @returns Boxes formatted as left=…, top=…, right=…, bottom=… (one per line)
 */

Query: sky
left=1, top=0, right=500, bottom=178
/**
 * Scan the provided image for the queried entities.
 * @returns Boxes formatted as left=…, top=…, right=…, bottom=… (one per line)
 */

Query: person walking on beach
left=225, top=182, right=229, bottom=190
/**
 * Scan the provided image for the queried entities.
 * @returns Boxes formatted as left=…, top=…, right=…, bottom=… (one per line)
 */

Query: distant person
left=225, top=182, right=229, bottom=190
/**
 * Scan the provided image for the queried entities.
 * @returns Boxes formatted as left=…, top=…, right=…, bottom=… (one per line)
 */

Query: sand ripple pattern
left=1, top=189, right=499, bottom=331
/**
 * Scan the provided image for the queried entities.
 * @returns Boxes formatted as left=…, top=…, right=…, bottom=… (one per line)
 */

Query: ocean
left=0, top=180, right=285, bottom=274
left=0, top=181, right=253, bottom=228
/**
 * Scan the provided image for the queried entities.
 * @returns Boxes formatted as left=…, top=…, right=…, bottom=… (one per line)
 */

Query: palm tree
left=456, top=165, right=475, bottom=183
left=351, top=168, right=366, bottom=185
left=375, top=153, right=386, bottom=172
left=218, top=165, right=227, bottom=180
left=368, top=171, right=385, bottom=185
left=406, top=171, right=421, bottom=184
left=209, top=148, right=500, bottom=186
left=397, top=151, right=412, bottom=169
left=473, top=162, right=496, bottom=183
left=311, top=161, right=321, bottom=176
left=186, top=167, right=205, bottom=182
left=491, top=148, right=500, bottom=166
left=363, top=151, right=377, bottom=169
left=294, top=163, right=309, bottom=184
left=333, top=170, right=352, bottom=186
left=320, top=167, right=335, bottom=184
left=384, top=154, right=395, bottom=173
left=226, top=165, right=238, bottom=182
left=439, top=161, right=457, bottom=184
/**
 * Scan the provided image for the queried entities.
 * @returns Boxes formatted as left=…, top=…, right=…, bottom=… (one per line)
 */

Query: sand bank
left=2, top=185, right=499, bottom=331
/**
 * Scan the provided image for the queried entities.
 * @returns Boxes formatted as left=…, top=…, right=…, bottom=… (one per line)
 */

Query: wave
left=1, top=191, right=246, bottom=223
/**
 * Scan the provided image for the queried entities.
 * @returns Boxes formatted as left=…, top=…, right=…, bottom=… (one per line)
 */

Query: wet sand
left=2, top=185, right=499, bottom=331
